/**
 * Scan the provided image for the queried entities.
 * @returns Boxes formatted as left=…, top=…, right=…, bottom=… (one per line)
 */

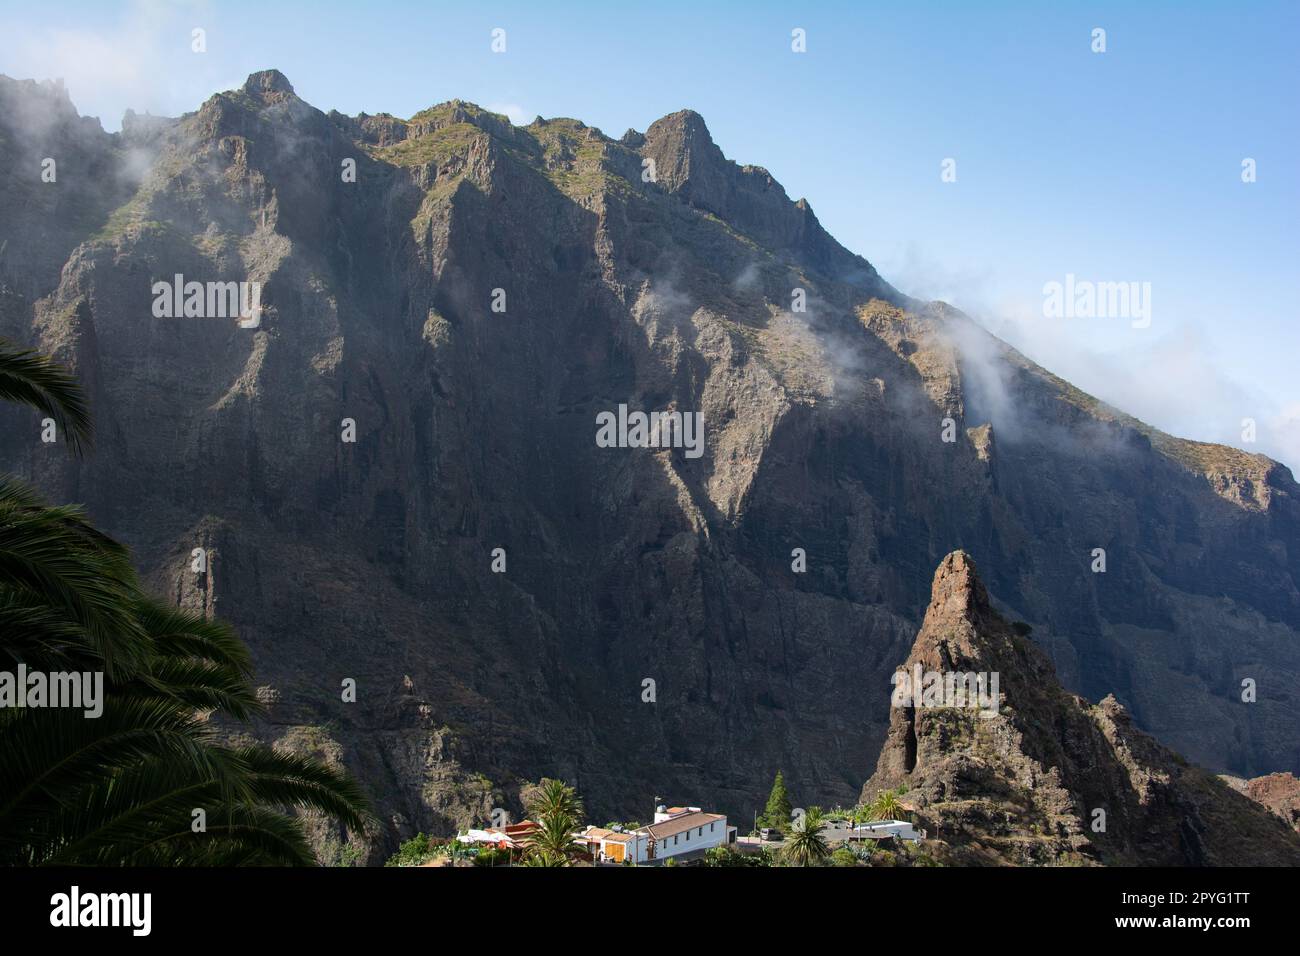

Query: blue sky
left=3, top=0, right=1297, bottom=466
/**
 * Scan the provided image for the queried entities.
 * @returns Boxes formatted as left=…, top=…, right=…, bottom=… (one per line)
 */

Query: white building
left=580, top=826, right=650, bottom=864
left=851, top=819, right=925, bottom=843
left=582, top=805, right=737, bottom=864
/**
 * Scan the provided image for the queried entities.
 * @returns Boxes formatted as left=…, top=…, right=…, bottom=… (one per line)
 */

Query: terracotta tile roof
left=582, top=826, right=640, bottom=843
left=644, top=811, right=725, bottom=840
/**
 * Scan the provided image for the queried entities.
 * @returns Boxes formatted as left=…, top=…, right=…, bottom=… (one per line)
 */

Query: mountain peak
left=927, top=549, right=989, bottom=614
left=862, top=553, right=1300, bottom=865
left=647, top=108, right=714, bottom=142
left=0, top=73, right=88, bottom=130
left=242, top=69, right=296, bottom=98
left=641, top=108, right=723, bottom=194
left=905, top=550, right=999, bottom=674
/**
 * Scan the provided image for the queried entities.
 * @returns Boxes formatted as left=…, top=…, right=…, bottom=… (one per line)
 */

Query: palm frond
left=0, top=339, right=92, bottom=455
left=0, top=699, right=222, bottom=839
left=131, top=597, right=253, bottom=676
left=225, top=746, right=375, bottom=835
left=0, top=479, right=148, bottom=678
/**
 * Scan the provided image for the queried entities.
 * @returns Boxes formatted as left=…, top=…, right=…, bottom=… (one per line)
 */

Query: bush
left=473, top=846, right=511, bottom=867
left=845, top=843, right=874, bottom=864
left=703, top=845, right=772, bottom=867
left=385, top=833, right=435, bottom=867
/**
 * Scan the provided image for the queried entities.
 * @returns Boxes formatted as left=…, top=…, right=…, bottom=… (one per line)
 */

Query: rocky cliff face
left=861, top=552, right=1300, bottom=865
left=1221, top=772, right=1300, bottom=833
left=2, top=70, right=1298, bottom=861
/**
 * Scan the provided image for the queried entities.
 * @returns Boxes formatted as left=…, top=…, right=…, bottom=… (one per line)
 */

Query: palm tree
left=518, top=848, right=566, bottom=867
left=0, top=338, right=375, bottom=865
left=781, top=808, right=831, bottom=867
left=522, top=810, right=581, bottom=866
left=524, top=777, right=584, bottom=823
left=518, top=777, right=586, bottom=866
left=869, top=790, right=905, bottom=821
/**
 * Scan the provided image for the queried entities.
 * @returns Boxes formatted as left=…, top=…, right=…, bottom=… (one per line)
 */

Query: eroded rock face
left=1221, top=772, right=1300, bottom=833
left=2, top=71, right=1298, bottom=860
left=862, top=552, right=1300, bottom=866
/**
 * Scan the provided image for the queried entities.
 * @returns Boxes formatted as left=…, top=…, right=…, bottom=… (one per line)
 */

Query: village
left=386, top=774, right=930, bottom=868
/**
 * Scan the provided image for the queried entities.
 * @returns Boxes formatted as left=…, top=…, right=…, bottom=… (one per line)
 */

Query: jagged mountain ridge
left=861, top=551, right=1300, bottom=865
left=2, top=70, right=1298, bottom=859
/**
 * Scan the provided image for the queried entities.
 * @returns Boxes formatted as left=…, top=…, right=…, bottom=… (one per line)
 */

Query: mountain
left=2, top=70, right=1298, bottom=860
left=860, top=551, right=1300, bottom=865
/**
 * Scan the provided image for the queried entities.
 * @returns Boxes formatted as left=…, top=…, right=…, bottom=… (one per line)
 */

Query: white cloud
left=0, top=0, right=220, bottom=130
left=881, top=241, right=1300, bottom=472
left=983, top=307, right=1299, bottom=472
